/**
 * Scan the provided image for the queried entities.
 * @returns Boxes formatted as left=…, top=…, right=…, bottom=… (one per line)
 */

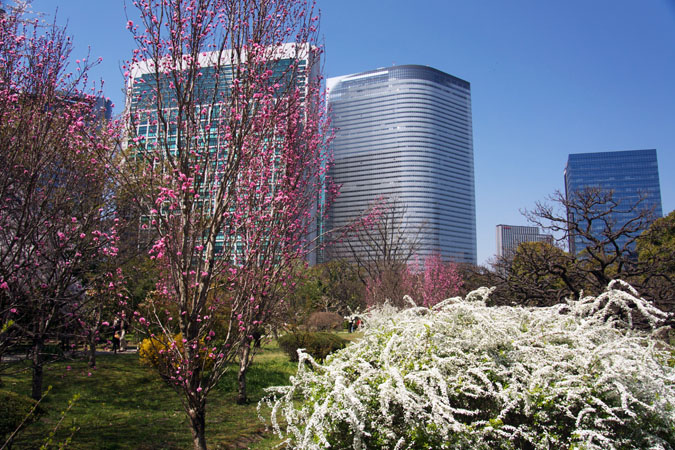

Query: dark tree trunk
left=236, top=342, right=251, bottom=405
left=252, top=329, right=262, bottom=348
left=187, top=404, right=207, bottom=450
left=31, top=338, right=44, bottom=400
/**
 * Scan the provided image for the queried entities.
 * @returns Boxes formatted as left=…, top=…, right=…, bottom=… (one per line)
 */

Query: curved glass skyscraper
left=324, top=65, right=477, bottom=264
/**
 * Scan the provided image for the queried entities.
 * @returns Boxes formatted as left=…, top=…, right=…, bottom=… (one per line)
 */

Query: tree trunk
left=236, top=342, right=251, bottom=405
left=31, top=338, right=44, bottom=400
left=187, top=405, right=207, bottom=450
left=87, top=333, right=96, bottom=368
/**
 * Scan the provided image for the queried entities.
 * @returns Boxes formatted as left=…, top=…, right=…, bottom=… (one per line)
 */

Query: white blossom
left=260, top=282, right=674, bottom=449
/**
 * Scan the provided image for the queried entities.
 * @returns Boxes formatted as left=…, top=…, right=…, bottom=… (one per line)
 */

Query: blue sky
left=27, top=0, right=675, bottom=265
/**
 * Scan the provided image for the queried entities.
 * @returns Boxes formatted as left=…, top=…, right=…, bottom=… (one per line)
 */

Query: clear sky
left=26, top=0, right=675, bottom=265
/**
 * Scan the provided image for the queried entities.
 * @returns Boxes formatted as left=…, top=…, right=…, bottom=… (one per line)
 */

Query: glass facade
left=324, top=65, right=477, bottom=264
left=564, top=149, right=663, bottom=255
left=496, top=225, right=553, bottom=259
left=127, top=44, right=317, bottom=263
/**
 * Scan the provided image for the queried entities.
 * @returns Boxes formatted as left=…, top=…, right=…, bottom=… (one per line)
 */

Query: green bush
left=0, top=389, right=44, bottom=444
left=278, top=332, right=347, bottom=362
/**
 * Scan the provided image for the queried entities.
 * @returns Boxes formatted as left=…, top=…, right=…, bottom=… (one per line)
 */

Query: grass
left=1, top=340, right=299, bottom=449
left=337, top=330, right=364, bottom=342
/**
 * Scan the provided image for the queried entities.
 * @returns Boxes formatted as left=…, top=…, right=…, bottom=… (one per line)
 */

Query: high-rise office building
left=127, top=44, right=319, bottom=262
left=324, top=65, right=476, bottom=264
left=564, top=149, right=663, bottom=255
left=496, top=224, right=553, bottom=259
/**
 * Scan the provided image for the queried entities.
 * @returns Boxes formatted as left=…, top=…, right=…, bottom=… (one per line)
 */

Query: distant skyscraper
left=324, top=65, right=476, bottom=264
left=95, top=97, right=113, bottom=121
left=564, top=149, right=663, bottom=255
left=496, top=224, right=553, bottom=259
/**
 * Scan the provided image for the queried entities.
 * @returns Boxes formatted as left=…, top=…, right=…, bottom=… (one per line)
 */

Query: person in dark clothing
left=112, top=319, right=121, bottom=354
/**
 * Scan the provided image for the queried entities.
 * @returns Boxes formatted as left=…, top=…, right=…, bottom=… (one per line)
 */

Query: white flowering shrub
left=260, top=281, right=675, bottom=450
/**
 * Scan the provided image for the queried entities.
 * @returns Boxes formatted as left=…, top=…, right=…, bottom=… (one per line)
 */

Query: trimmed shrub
left=0, top=389, right=44, bottom=443
left=306, top=311, right=343, bottom=331
left=263, top=281, right=675, bottom=450
left=278, top=332, right=348, bottom=362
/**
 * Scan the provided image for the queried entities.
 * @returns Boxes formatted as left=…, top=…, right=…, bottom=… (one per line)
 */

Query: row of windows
left=331, top=93, right=472, bottom=123
left=333, top=122, right=472, bottom=144
left=331, top=149, right=474, bottom=168
left=332, top=88, right=471, bottom=113
left=332, top=88, right=470, bottom=112
left=331, top=91, right=471, bottom=117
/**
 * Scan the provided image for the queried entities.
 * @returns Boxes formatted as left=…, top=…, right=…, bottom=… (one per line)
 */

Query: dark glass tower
left=564, top=149, right=663, bottom=255
left=324, top=65, right=477, bottom=264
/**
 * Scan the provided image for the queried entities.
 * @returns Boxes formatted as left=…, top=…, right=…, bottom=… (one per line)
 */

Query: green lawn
left=1, top=341, right=297, bottom=449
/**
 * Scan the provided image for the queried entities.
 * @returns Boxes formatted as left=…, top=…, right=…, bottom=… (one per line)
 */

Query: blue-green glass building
left=564, top=149, right=663, bottom=255
left=126, top=44, right=319, bottom=263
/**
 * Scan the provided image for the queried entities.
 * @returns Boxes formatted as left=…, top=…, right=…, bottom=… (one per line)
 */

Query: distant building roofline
left=327, top=64, right=470, bottom=92
left=567, top=149, right=656, bottom=158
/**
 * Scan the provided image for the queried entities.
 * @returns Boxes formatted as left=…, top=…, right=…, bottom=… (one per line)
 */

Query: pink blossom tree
left=417, top=252, right=463, bottom=307
left=365, top=252, right=463, bottom=308
left=0, top=4, right=120, bottom=399
left=117, top=1, right=331, bottom=448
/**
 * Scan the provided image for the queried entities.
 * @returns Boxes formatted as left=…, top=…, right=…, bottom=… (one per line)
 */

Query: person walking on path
left=112, top=319, right=121, bottom=354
